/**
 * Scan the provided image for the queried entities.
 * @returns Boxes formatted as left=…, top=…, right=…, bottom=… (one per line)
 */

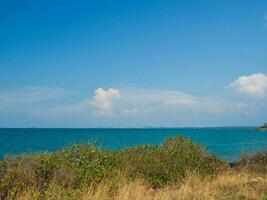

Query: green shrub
left=0, top=135, right=225, bottom=197
left=0, top=155, right=37, bottom=199
left=119, top=136, right=224, bottom=187
left=56, top=144, right=120, bottom=185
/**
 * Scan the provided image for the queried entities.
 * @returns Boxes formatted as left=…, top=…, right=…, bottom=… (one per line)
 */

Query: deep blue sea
left=0, top=128, right=267, bottom=161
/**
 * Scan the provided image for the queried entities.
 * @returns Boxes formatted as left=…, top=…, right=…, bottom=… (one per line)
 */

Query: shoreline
left=256, top=128, right=267, bottom=131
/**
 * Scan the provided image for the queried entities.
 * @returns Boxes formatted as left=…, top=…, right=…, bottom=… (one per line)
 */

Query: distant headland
left=256, top=123, right=267, bottom=131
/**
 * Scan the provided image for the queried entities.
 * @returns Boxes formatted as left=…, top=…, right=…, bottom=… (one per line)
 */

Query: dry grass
left=14, top=171, right=267, bottom=200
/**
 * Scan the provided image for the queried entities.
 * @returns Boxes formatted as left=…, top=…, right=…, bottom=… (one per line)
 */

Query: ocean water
left=0, top=128, right=267, bottom=161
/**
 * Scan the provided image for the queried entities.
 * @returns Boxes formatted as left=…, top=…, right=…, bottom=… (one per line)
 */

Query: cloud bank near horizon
left=0, top=73, right=266, bottom=127
left=88, top=88, right=247, bottom=118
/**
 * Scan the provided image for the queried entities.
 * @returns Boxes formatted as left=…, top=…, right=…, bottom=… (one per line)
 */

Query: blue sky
left=0, top=0, right=267, bottom=127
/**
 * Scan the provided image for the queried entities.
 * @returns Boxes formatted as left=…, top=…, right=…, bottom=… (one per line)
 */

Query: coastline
left=255, top=127, right=267, bottom=131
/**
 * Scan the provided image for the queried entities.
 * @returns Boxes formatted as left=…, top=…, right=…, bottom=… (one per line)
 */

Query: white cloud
left=1, top=86, right=261, bottom=127
left=34, top=101, right=89, bottom=116
left=87, top=88, right=248, bottom=121
left=230, top=73, right=267, bottom=98
left=116, top=89, right=199, bottom=115
left=90, top=88, right=121, bottom=116
left=0, top=86, right=64, bottom=110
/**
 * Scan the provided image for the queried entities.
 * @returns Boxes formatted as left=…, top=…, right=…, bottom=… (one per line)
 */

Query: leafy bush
left=0, top=135, right=226, bottom=199
left=58, top=144, right=120, bottom=185
left=119, top=136, right=224, bottom=187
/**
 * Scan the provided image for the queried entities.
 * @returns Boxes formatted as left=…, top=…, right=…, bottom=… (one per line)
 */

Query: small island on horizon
left=256, top=123, right=267, bottom=131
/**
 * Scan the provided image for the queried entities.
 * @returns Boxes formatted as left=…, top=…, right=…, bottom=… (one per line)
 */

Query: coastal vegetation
left=0, top=136, right=266, bottom=200
left=256, top=123, right=267, bottom=131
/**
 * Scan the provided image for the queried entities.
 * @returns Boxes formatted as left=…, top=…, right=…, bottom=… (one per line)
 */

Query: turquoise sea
left=0, top=128, right=267, bottom=161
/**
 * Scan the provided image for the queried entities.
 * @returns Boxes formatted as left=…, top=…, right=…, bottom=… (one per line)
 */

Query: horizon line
left=0, top=126, right=257, bottom=129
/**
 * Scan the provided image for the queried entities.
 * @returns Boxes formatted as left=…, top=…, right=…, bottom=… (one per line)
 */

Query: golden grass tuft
left=13, top=171, right=267, bottom=200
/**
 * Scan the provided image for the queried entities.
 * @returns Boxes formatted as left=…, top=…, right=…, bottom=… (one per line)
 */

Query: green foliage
left=119, top=136, right=224, bottom=187
left=59, top=144, right=120, bottom=185
left=0, top=135, right=226, bottom=199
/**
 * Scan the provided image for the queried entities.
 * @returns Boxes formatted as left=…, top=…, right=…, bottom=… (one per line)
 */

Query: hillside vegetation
left=0, top=136, right=266, bottom=200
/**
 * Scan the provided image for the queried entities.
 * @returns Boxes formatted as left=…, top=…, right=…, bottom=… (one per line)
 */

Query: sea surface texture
left=0, top=128, right=266, bottom=161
